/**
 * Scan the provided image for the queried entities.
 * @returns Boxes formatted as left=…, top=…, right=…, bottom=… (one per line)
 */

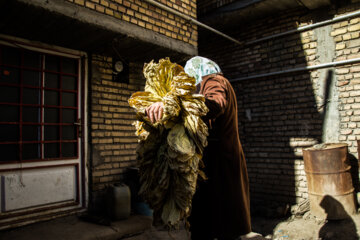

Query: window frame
left=0, top=42, right=82, bottom=164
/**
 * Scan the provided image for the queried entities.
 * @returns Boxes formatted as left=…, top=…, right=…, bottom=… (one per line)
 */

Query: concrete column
left=314, top=25, right=340, bottom=143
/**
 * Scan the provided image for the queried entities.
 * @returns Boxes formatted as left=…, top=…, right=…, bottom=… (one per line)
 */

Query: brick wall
left=89, top=55, right=144, bottom=209
left=67, top=0, right=198, bottom=47
left=334, top=10, right=360, bottom=154
left=199, top=2, right=360, bottom=208
left=69, top=0, right=199, bottom=212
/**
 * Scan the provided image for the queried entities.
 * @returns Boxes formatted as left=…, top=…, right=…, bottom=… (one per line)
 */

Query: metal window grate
left=0, top=44, right=80, bottom=163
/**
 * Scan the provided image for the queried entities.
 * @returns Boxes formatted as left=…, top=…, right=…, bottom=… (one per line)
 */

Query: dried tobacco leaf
left=128, top=58, right=208, bottom=227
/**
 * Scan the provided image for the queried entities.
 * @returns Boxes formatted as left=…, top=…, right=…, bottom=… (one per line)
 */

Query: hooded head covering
left=184, top=56, right=221, bottom=85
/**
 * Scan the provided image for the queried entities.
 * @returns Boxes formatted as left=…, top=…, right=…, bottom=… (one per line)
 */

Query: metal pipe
left=230, top=57, right=360, bottom=83
left=143, top=1, right=360, bottom=48
left=143, top=0, right=242, bottom=45
left=246, top=10, right=360, bottom=45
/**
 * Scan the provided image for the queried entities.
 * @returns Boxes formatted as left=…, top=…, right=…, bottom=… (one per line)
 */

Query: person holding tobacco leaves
left=145, top=56, right=251, bottom=240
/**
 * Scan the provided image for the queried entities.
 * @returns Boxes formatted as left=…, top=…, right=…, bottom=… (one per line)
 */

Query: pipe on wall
left=144, top=1, right=360, bottom=49
left=143, top=0, right=242, bottom=45
left=246, top=9, right=360, bottom=45
left=230, top=57, right=360, bottom=83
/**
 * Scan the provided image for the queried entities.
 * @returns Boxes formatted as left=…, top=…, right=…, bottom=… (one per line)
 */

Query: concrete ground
left=1, top=212, right=360, bottom=240
left=0, top=213, right=265, bottom=240
left=0, top=214, right=153, bottom=240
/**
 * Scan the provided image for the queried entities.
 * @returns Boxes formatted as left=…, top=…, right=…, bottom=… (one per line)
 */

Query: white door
left=0, top=39, right=87, bottom=229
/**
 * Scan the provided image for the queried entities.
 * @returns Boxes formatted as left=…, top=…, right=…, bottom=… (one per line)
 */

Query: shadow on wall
left=318, top=195, right=358, bottom=240
left=349, top=153, right=360, bottom=196
left=198, top=6, right=356, bottom=216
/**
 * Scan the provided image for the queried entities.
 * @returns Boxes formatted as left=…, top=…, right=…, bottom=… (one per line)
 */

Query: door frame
left=0, top=34, right=88, bottom=229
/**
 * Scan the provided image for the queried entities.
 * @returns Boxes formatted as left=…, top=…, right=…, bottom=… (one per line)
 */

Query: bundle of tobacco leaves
left=128, top=58, right=208, bottom=227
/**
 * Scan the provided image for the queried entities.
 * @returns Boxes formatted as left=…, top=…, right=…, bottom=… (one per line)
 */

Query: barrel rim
left=303, top=143, right=348, bottom=151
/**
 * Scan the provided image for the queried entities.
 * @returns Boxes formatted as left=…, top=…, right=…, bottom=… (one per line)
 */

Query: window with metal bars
left=0, top=44, right=80, bottom=162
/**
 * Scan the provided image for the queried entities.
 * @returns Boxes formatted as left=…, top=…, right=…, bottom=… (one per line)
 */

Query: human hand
left=145, top=102, right=164, bottom=123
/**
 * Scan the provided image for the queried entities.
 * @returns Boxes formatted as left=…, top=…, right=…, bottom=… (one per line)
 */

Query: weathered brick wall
left=199, top=3, right=360, bottom=208
left=67, top=0, right=198, bottom=46
left=89, top=55, right=144, bottom=209
left=334, top=12, right=360, bottom=154
left=64, top=0, right=199, bottom=212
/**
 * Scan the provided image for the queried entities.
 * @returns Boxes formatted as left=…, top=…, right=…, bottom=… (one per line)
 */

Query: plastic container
left=107, top=183, right=131, bottom=220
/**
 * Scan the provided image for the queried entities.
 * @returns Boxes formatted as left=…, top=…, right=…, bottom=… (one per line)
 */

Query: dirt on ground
left=252, top=212, right=360, bottom=240
left=121, top=212, right=360, bottom=240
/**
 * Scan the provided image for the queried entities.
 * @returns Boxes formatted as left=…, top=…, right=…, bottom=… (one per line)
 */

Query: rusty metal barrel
left=303, top=143, right=357, bottom=219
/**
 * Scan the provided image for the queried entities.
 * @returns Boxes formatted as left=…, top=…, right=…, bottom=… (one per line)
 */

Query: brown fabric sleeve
left=201, top=76, right=228, bottom=120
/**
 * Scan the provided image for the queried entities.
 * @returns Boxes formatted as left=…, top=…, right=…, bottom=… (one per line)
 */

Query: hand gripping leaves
left=128, top=58, right=208, bottom=227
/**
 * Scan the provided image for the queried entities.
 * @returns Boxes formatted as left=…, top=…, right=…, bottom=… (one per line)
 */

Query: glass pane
left=0, top=86, right=19, bottom=103
left=0, top=144, right=18, bottom=161
left=0, top=105, right=18, bottom=122
left=23, top=88, right=40, bottom=104
left=62, top=75, right=77, bottom=90
left=62, top=58, right=77, bottom=74
left=44, top=73, right=59, bottom=88
left=45, top=55, right=59, bottom=72
left=23, top=70, right=41, bottom=86
left=62, top=143, right=76, bottom=157
left=44, top=126, right=59, bottom=140
left=23, top=107, right=40, bottom=122
left=44, top=143, right=59, bottom=158
left=44, top=108, right=59, bottom=123
left=23, top=51, right=41, bottom=69
left=62, top=109, right=76, bottom=123
left=45, top=90, right=59, bottom=106
left=1, top=46, right=21, bottom=66
left=62, top=126, right=76, bottom=140
left=0, top=124, right=18, bottom=142
left=23, top=125, right=40, bottom=141
left=1, top=67, right=20, bottom=84
left=62, top=92, right=76, bottom=107
left=22, top=144, right=40, bottom=160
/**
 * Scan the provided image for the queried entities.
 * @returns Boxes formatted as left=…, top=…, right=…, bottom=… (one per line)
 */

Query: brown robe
left=189, top=74, right=251, bottom=239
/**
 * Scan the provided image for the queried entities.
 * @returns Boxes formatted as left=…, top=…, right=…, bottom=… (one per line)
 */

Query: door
left=0, top=40, right=86, bottom=229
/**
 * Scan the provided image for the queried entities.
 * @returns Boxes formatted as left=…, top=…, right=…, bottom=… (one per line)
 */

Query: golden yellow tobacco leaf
left=128, top=58, right=208, bottom=227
